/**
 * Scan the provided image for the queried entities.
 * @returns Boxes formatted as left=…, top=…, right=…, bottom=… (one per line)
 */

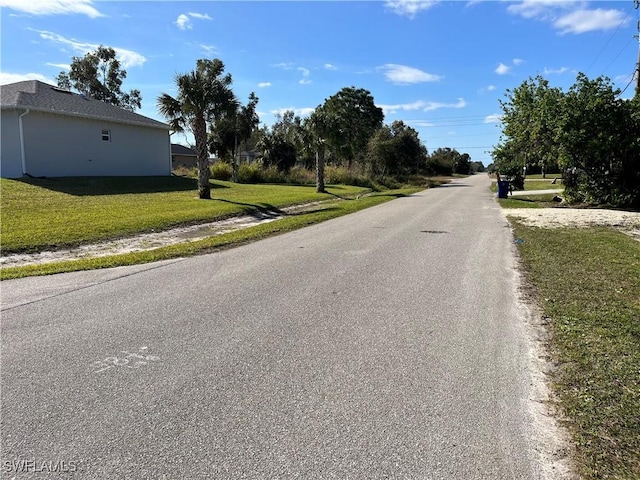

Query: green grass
left=0, top=189, right=419, bottom=280
left=0, top=177, right=370, bottom=254
left=523, top=180, right=563, bottom=191
left=511, top=223, right=640, bottom=479
left=498, top=194, right=560, bottom=208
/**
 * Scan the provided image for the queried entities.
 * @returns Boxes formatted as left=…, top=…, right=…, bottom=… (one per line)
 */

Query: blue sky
left=1, top=1, right=638, bottom=166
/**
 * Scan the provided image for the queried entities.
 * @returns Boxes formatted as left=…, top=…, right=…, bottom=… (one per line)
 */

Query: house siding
left=0, top=109, right=25, bottom=178
left=20, top=111, right=171, bottom=177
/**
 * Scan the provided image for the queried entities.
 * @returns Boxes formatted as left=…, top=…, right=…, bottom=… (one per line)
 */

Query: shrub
left=210, top=162, right=232, bottom=181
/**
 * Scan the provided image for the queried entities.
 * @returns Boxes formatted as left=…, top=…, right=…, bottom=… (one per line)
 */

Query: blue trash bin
left=497, top=180, right=510, bottom=198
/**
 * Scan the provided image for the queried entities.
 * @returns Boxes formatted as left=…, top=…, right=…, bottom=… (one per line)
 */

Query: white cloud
left=484, top=114, right=503, bottom=124
left=0, top=72, right=56, bottom=85
left=175, top=14, right=191, bottom=30
left=513, top=58, right=523, bottom=66
left=298, top=67, right=310, bottom=77
left=543, top=66, right=569, bottom=75
left=554, top=9, right=628, bottom=34
left=176, top=12, right=212, bottom=30
left=258, top=82, right=272, bottom=88
left=271, top=107, right=315, bottom=117
left=385, top=0, right=438, bottom=19
left=379, top=64, right=442, bottom=84
left=272, top=62, right=294, bottom=69
left=406, top=120, right=436, bottom=127
left=487, top=85, right=496, bottom=91
left=46, top=62, right=70, bottom=70
left=199, top=44, right=218, bottom=54
left=377, top=98, right=466, bottom=115
left=0, top=0, right=103, bottom=18
left=324, top=63, right=337, bottom=70
left=508, top=2, right=628, bottom=34
left=299, top=79, right=312, bottom=85
left=188, top=12, right=212, bottom=20
left=33, top=29, right=146, bottom=68
left=495, top=63, right=511, bottom=75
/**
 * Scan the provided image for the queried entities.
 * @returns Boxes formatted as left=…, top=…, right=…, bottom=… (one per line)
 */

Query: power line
left=585, top=4, right=635, bottom=74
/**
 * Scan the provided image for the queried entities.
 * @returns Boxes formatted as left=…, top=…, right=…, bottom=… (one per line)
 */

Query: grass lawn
left=511, top=223, right=640, bottom=479
left=490, top=179, right=563, bottom=193
left=497, top=194, right=560, bottom=208
left=1, top=176, right=371, bottom=254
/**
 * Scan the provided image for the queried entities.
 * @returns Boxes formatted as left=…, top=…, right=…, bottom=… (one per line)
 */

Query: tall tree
left=366, top=121, right=427, bottom=176
left=305, top=107, right=336, bottom=193
left=157, top=59, right=235, bottom=199
left=209, top=92, right=260, bottom=182
left=495, top=75, right=562, bottom=177
left=319, top=87, right=384, bottom=167
left=57, top=46, right=142, bottom=111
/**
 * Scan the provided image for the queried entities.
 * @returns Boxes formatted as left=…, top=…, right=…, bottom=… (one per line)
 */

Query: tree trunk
left=316, top=141, right=326, bottom=193
left=194, top=116, right=211, bottom=199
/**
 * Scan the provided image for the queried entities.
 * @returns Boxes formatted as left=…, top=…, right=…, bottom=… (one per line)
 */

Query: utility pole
left=635, top=0, right=640, bottom=96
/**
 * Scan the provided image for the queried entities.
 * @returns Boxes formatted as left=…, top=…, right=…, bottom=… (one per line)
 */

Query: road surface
left=2, top=175, right=547, bottom=479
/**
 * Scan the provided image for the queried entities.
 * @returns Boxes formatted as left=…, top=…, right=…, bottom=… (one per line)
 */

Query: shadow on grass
left=15, top=176, right=229, bottom=196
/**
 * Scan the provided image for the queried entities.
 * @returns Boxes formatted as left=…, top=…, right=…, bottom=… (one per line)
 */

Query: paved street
left=1, top=175, right=544, bottom=479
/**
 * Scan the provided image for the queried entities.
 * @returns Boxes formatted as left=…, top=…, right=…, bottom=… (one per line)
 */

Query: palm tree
left=157, top=59, right=234, bottom=199
left=306, top=108, right=333, bottom=193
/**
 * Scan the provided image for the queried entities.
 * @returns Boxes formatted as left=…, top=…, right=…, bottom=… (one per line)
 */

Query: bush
left=210, top=161, right=232, bottom=181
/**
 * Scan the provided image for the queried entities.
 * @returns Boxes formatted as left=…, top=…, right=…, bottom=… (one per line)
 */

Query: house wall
left=21, top=111, right=171, bottom=177
left=172, top=154, right=197, bottom=169
left=0, top=109, right=25, bottom=178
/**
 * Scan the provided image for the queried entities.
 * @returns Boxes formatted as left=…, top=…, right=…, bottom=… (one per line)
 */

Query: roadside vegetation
left=511, top=222, right=640, bottom=479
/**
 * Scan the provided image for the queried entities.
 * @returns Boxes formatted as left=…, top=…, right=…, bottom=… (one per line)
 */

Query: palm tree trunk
left=194, top=115, right=211, bottom=199
left=316, top=140, right=326, bottom=193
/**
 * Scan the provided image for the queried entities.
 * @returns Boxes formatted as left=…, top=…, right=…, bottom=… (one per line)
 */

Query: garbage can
left=497, top=180, right=510, bottom=198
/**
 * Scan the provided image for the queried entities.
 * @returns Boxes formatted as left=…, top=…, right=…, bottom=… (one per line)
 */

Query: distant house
left=0, top=80, right=171, bottom=178
left=239, top=150, right=258, bottom=164
left=171, top=144, right=197, bottom=169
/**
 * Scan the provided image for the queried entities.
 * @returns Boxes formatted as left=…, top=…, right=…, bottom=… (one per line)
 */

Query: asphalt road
left=1, top=175, right=542, bottom=479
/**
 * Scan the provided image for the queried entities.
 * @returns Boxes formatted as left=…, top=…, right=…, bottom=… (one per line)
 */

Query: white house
left=0, top=80, right=171, bottom=178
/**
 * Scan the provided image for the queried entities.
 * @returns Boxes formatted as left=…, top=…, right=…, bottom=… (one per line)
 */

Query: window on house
left=102, top=129, right=111, bottom=142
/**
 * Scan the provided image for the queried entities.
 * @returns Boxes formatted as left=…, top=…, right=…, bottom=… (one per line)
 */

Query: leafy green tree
left=209, top=92, right=260, bottom=182
left=255, top=110, right=303, bottom=173
left=366, top=121, right=427, bottom=176
left=318, top=86, right=384, bottom=167
left=157, top=58, right=235, bottom=199
left=556, top=74, right=640, bottom=206
left=426, top=147, right=468, bottom=176
left=495, top=75, right=562, bottom=178
left=57, top=46, right=142, bottom=111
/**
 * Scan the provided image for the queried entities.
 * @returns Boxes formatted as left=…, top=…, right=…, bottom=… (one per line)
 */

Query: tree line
left=492, top=74, right=640, bottom=207
left=57, top=48, right=478, bottom=199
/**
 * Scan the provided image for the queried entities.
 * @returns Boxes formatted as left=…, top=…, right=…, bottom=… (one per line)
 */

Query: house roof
left=171, top=144, right=197, bottom=156
left=0, top=80, right=168, bottom=130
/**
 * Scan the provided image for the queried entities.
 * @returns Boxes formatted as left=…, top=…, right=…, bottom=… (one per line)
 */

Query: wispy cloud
left=0, top=72, right=56, bottom=85
left=377, top=98, right=466, bottom=115
left=324, top=63, right=338, bottom=71
left=32, top=29, right=146, bottom=68
left=272, top=62, right=294, bottom=70
left=378, top=64, right=442, bottom=84
left=0, top=0, right=103, bottom=18
left=175, top=12, right=212, bottom=30
left=258, top=82, right=272, bottom=88
left=478, top=84, right=497, bottom=94
left=271, top=107, right=315, bottom=117
left=385, top=0, right=438, bottom=19
left=554, top=8, right=628, bottom=34
left=484, top=113, right=503, bottom=124
left=299, top=79, right=312, bottom=85
left=188, top=12, right=212, bottom=20
left=298, top=67, right=310, bottom=77
left=512, top=58, right=523, bottom=66
left=199, top=44, right=218, bottom=54
left=406, top=120, right=436, bottom=127
left=543, top=66, right=569, bottom=75
left=508, top=1, right=629, bottom=34
left=46, top=62, right=70, bottom=70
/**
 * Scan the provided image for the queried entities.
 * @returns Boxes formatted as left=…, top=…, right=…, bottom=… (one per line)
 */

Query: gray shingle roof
left=171, top=144, right=197, bottom=156
left=0, top=80, right=168, bottom=130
